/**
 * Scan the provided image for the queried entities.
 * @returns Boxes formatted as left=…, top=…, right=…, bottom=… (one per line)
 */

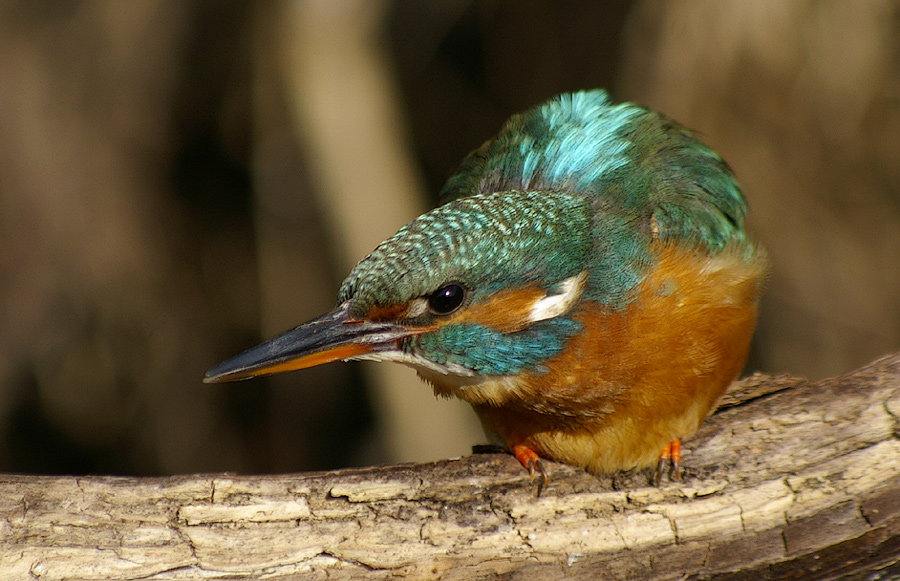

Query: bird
left=205, top=89, right=767, bottom=493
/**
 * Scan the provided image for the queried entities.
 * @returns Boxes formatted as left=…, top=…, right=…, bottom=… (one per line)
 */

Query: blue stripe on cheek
left=409, top=318, right=582, bottom=376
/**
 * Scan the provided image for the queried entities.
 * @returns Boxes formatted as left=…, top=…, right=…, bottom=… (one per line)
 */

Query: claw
left=512, top=444, right=549, bottom=496
left=653, top=439, right=682, bottom=486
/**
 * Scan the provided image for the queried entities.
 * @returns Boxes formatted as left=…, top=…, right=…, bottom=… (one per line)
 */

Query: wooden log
left=2, top=353, right=899, bottom=580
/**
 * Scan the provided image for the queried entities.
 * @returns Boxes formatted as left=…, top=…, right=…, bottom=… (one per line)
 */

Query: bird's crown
left=338, top=190, right=590, bottom=320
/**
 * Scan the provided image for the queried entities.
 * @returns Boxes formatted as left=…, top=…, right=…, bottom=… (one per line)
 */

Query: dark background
left=1, top=0, right=898, bottom=476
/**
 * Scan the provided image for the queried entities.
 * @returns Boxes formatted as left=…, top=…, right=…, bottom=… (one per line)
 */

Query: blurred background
left=1, top=0, right=898, bottom=476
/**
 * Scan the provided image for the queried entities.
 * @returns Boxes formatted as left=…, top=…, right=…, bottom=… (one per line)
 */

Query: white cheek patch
left=527, top=271, right=587, bottom=323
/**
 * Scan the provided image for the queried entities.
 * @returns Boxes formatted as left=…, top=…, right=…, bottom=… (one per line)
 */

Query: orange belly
left=454, top=241, right=767, bottom=474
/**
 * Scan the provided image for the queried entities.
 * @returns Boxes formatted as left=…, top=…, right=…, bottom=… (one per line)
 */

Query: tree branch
left=3, top=353, right=900, bottom=580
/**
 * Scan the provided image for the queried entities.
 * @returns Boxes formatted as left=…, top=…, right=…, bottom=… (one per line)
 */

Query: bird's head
left=204, top=190, right=604, bottom=387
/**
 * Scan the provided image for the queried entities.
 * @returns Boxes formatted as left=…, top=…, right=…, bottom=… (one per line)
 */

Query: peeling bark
left=2, top=354, right=900, bottom=580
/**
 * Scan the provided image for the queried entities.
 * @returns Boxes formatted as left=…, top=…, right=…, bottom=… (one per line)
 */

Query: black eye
left=428, top=284, right=465, bottom=315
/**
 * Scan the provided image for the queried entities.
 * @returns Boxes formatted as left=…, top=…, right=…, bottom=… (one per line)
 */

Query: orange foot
left=512, top=444, right=549, bottom=497
left=654, top=439, right=682, bottom=486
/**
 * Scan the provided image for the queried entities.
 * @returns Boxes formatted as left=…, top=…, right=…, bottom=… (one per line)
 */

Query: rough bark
left=2, top=353, right=900, bottom=580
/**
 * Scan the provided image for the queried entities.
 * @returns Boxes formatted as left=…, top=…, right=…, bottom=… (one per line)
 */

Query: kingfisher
left=205, top=90, right=767, bottom=492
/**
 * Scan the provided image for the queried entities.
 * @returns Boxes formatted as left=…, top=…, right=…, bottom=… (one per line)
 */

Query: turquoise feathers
left=439, top=91, right=641, bottom=203
left=414, top=317, right=582, bottom=377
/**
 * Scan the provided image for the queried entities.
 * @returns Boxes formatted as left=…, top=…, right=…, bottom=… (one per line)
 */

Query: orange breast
left=470, top=241, right=767, bottom=474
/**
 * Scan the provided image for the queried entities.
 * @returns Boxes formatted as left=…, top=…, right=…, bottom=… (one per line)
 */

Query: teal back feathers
left=339, top=90, right=753, bottom=333
left=440, top=90, right=747, bottom=252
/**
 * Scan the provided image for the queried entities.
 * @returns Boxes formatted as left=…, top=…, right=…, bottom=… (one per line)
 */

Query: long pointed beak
left=203, top=302, right=415, bottom=383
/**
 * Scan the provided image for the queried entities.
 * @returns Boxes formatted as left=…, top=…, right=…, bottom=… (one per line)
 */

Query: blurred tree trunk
left=267, top=0, right=483, bottom=464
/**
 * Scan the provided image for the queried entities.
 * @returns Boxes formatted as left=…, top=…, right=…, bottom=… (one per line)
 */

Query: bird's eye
left=428, top=284, right=465, bottom=315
